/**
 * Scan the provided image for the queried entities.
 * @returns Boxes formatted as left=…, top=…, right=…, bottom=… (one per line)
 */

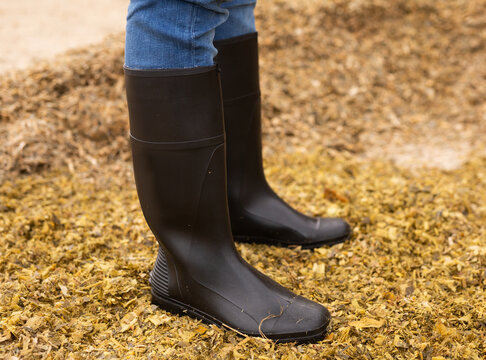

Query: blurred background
left=1, top=0, right=484, bottom=174
left=0, top=0, right=127, bottom=72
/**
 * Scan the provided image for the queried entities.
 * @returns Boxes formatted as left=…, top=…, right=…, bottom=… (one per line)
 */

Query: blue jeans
left=125, top=0, right=256, bottom=69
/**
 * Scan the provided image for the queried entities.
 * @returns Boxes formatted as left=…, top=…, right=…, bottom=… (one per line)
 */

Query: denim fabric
left=125, top=0, right=256, bottom=69
left=215, top=0, right=256, bottom=41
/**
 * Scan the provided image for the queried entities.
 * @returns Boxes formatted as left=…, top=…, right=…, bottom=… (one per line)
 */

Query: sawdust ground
left=1, top=151, right=485, bottom=359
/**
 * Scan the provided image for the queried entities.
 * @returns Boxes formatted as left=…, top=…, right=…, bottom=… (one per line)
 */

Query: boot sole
left=233, top=232, right=351, bottom=249
left=151, top=292, right=329, bottom=343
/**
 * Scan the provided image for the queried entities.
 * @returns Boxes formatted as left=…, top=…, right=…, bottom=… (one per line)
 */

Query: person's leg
left=213, top=3, right=352, bottom=248
left=124, top=0, right=332, bottom=341
left=125, top=0, right=228, bottom=69
left=214, top=0, right=256, bottom=40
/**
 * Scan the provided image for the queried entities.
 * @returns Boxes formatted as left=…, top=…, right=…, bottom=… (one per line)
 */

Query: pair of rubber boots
left=126, top=33, right=351, bottom=343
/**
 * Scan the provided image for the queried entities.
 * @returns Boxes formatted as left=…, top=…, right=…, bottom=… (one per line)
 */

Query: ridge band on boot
left=214, top=33, right=351, bottom=249
left=125, top=65, right=332, bottom=342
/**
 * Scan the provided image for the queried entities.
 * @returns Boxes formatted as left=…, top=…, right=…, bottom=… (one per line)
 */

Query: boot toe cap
left=311, top=217, right=351, bottom=246
left=260, top=296, right=331, bottom=342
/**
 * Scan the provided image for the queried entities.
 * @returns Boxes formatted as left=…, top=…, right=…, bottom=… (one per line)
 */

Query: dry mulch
left=0, top=0, right=485, bottom=359
left=1, top=151, right=485, bottom=359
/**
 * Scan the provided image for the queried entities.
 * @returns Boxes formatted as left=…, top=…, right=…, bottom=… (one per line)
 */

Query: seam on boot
left=223, top=90, right=261, bottom=103
left=130, top=133, right=225, bottom=150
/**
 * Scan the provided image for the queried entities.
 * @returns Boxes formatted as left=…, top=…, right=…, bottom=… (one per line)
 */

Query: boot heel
left=149, top=248, right=169, bottom=297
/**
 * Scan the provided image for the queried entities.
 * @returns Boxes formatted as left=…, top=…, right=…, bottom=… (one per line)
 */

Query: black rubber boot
left=214, top=33, right=351, bottom=249
left=125, top=65, right=331, bottom=342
